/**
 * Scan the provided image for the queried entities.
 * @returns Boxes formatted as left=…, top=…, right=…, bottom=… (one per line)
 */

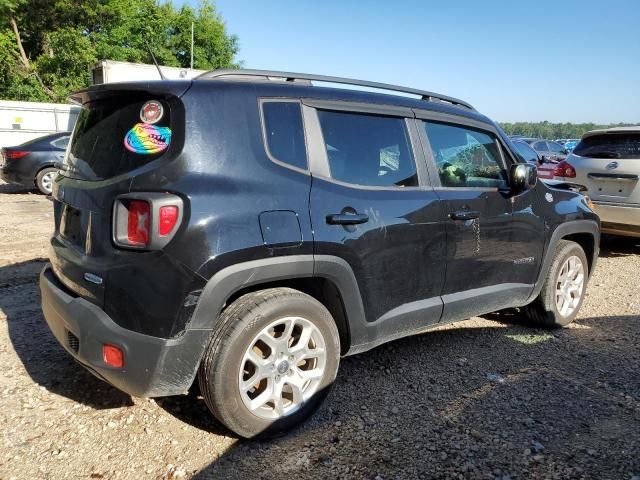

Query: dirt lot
left=0, top=181, right=639, bottom=480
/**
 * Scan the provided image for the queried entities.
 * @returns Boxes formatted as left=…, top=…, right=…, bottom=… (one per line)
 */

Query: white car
left=554, top=127, right=640, bottom=238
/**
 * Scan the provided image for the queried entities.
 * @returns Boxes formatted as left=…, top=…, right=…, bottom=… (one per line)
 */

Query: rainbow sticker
left=124, top=123, right=172, bottom=155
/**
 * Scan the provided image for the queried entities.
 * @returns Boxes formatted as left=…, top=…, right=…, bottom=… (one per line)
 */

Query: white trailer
left=0, top=60, right=205, bottom=148
left=0, top=100, right=80, bottom=148
left=92, top=60, right=206, bottom=84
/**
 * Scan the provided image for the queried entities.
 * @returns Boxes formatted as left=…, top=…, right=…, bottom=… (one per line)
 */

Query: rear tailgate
left=48, top=81, right=192, bottom=336
left=568, top=132, right=640, bottom=204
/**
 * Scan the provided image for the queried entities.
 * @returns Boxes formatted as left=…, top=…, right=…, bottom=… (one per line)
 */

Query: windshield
left=573, top=133, right=640, bottom=159
left=64, top=95, right=173, bottom=180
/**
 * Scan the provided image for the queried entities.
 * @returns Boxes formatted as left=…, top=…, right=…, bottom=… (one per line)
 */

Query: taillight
left=2, top=149, right=29, bottom=160
left=553, top=160, right=576, bottom=178
left=127, top=200, right=150, bottom=245
left=158, top=205, right=179, bottom=236
left=113, top=193, right=184, bottom=250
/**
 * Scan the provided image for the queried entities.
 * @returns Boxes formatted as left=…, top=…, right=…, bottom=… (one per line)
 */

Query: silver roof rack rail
left=198, top=69, right=475, bottom=111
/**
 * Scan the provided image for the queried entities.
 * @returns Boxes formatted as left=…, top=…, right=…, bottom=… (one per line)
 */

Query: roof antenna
left=145, top=42, right=166, bottom=80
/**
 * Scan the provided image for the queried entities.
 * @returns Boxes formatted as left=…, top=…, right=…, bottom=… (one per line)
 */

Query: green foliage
left=36, top=28, right=97, bottom=99
left=0, top=0, right=240, bottom=102
left=499, top=121, right=640, bottom=140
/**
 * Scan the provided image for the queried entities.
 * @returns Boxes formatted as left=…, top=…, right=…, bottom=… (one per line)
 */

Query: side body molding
left=189, top=255, right=315, bottom=330
left=189, top=255, right=369, bottom=353
left=189, top=254, right=445, bottom=357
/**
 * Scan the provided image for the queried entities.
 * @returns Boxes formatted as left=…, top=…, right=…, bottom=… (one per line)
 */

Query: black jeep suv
left=40, top=70, right=599, bottom=438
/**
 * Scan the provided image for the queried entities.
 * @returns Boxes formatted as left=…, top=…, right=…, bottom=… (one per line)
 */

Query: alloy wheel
left=555, top=255, right=585, bottom=317
left=238, top=316, right=327, bottom=420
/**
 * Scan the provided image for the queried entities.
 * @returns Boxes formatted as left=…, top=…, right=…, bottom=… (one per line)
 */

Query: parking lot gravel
left=0, top=181, right=639, bottom=479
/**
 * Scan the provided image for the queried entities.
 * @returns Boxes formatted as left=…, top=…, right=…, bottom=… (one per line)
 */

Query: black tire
left=35, top=167, right=57, bottom=195
left=198, top=288, right=340, bottom=439
left=522, top=240, right=589, bottom=328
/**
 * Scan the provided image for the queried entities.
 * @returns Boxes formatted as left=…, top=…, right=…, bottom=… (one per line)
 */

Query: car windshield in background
left=512, top=141, right=539, bottom=163
left=573, top=133, right=640, bottom=159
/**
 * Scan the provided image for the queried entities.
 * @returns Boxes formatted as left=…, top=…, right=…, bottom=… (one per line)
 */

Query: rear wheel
left=522, top=240, right=588, bottom=328
left=35, top=167, right=57, bottom=195
left=198, top=288, right=340, bottom=438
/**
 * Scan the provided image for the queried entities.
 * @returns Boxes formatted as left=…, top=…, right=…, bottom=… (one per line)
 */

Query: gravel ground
left=0, top=181, right=639, bottom=480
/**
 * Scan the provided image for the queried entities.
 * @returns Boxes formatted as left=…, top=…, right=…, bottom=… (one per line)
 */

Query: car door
left=415, top=113, right=545, bottom=323
left=304, top=101, right=448, bottom=336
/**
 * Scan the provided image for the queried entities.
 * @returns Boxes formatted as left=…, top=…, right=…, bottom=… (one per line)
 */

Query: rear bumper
left=40, top=265, right=210, bottom=397
left=593, top=201, right=640, bottom=237
left=0, top=167, right=30, bottom=185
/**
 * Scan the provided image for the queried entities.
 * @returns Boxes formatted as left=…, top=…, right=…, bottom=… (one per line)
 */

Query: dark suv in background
left=40, top=70, right=599, bottom=438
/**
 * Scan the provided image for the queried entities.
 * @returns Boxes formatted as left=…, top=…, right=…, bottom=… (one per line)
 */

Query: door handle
left=449, top=210, right=480, bottom=221
left=326, top=213, right=369, bottom=225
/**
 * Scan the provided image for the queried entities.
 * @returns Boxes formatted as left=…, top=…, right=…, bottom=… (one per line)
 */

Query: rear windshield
left=573, top=133, right=640, bottom=159
left=64, top=95, right=173, bottom=180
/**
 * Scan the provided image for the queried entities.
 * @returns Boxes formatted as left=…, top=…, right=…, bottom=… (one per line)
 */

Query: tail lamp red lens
left=102, top=344, right=124, bottom=368
left=113, top=194, right=183, bottom=250
left=127, top=200, right=150, bottom=245
left=553, top=160, right=576, bottom=178
left=158, top=205, right=179, bottom=236
left=3, top=149, right=29, bottom=160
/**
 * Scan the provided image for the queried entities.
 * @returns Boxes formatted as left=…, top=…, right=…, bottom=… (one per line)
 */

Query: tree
left=0, top=0, right=240, bottom=102
left=499, top=121, right=640, bottom=139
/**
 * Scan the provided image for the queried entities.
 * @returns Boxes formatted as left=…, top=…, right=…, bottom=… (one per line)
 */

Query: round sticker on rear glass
left=124, top=123, right=172, bottom=155
left=140, top=100, right=164, bottom=124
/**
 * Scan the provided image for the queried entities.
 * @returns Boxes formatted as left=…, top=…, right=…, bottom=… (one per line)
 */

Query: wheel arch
left=526, top=219, right=600, bottom=303
left=34, top=164, right=58, bottom=188
left=188, top=255, right=367, bottom=355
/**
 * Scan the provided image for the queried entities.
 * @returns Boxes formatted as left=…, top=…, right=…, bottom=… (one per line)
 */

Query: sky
left=176, top=0, right=640, bottom=124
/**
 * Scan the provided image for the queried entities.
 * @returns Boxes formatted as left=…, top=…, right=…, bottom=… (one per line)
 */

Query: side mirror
left=510, top=163, right=537, bottom=192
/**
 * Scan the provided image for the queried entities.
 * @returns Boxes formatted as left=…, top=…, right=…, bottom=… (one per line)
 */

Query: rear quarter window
left=573, top=133, right=640, bottom=159
left=261, top=101, right=308, bottom=170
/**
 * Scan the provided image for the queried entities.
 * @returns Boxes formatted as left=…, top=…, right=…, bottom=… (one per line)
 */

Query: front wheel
left=198, top=288, right=340, bottom=438
left=522, top=240, right=588, bottom=328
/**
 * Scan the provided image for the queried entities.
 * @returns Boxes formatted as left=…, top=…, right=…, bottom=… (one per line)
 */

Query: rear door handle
left=449, top=210, right=480, bottom=221
left=326, top=213, right=369, bottom=225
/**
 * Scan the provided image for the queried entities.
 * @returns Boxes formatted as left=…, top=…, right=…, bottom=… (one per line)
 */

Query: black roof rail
left=198, top=69, right=476, bottom=111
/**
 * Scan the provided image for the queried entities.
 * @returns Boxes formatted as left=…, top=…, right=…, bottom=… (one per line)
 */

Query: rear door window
left=423, top=121, right=507, bottom=188
left=316, top=110, right=418, bottom=187
left=573, top=133, right=640, bottom=159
